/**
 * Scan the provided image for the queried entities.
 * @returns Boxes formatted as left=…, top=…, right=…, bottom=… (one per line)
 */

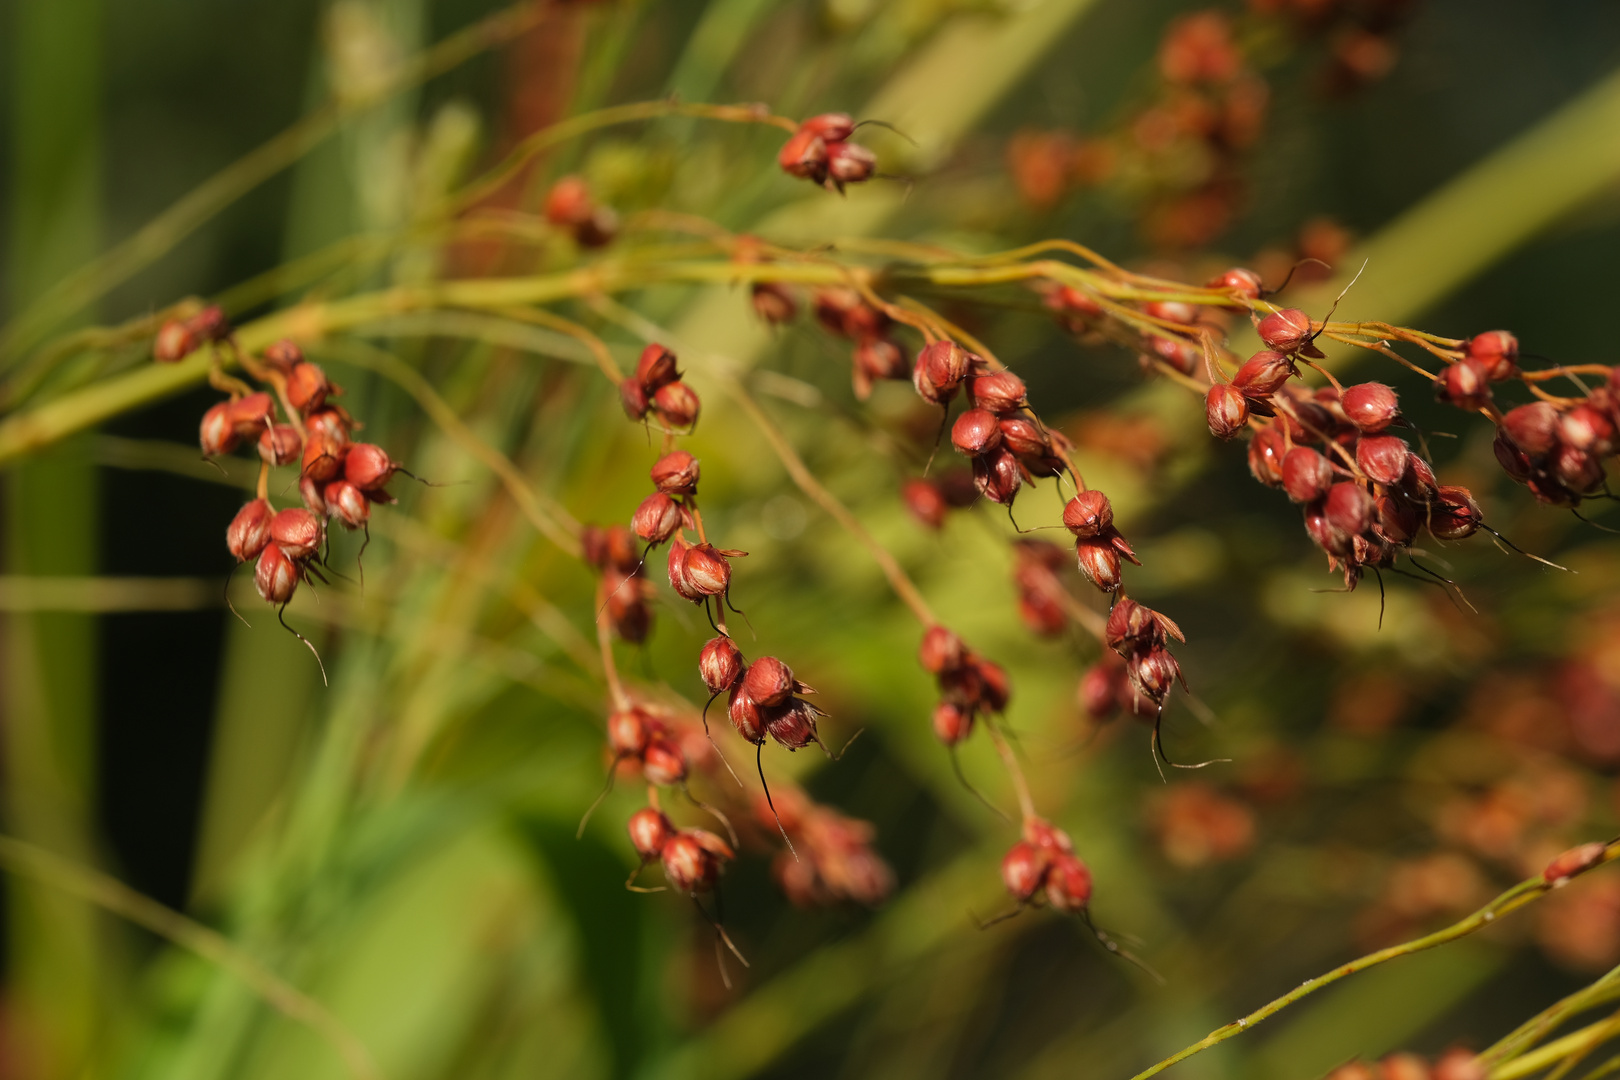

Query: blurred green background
left=5, top=1, right=1620, bottom=1078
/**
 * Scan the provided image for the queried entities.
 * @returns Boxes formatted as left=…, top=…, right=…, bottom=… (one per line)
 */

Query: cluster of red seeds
left=153, top=311, right=403, bottom=610
left=777, top=113, right=876, bottom=193
left=1323, top=1049, right=1483, bottom=1080
left=1481, top=350, right=1620, bottom=507
left=1207, top=305, right=1484, bottom=590
left=1010, top=539, right=1072, bottom=638
left=755, top=787, right=893, bottom=907
left=999, top=818, right=1094, bottom=914
left=619, top=343, right=702, bottom=429
left=582, top=524, right=654, bottom=643
left=702, top=637, right=825, bottom=755
left=627, top=806, right=734, bottom=895
left=917, top=625, right=1011, bottom=750
left=934, top=341, right=1074, bottom=504
left=812, top=288, right=910, bottom=401
left=543, top=175, right=618, bottom=248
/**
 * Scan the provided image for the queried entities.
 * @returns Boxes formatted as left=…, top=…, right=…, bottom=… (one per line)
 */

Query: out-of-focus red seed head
left=1544, top=841, right=1607, bottom=885
left=826, top=141, right=876, bottom=186
left=682, top=543, right=732, bottom=596
left=1324, top=482, right=1374, bottom=537
left=1432, top=1049, right=1485, bottom=1080
left=1466, top=330, right=1519, bottom=381
left=931, top=701, right=973, bottom=746
left=1356, top=435, right=1411, bottom=486
left=632, top=492, right=683, bottom=544
left=627, top=808, right=674, bottom=861
left=619, top=378, right=650, bottom=420
left=1248, top=426, right=1287, bottom=486
left=1341, top=382, right=1400, bottom=433
left=1232, top=350, right=1294, bottom=397
left=186, top=306, right=231, bottom=343
left=1429, top=485, right=1483, bottom=540
left=660, top=831, right=721, bottom=893
left=303, top=406, right=350, bottom=443
left=1001, top=841, right=1048, bottom=901
left=642, top=738, right=688, bottom=785
left=270, top=507, right=324, bottom=561
left=650, top=451, right=699, bottom=495
left=777, top=128, right=829, bottom=181
left=1208, top=266, right=1263, bottom=300
left=1493, top=432, right=1534, bottom=482
left=1501, top=402, right=1560, bottom=456
left=1205, top=383, right=1249, bottom=439
left=1018, top=591, right=1066, bottom=637
left=997, top=417, right=1051, bottom=460
left=543, top=176, right=594, bottom=227
left=1045, top=852, right=1093, bottom=912
left=263, top=339, right=304, bottom=373
left=1078, top=662, right=1120, bottom=719
left=224, top=393, right=274, bottom=438
left=972, top=445, right=1023, bottom=505
left=801, top=113, right=856, bottom=141
left=1373, top=494, right=1419, bottom=545
left=727, top=682, right=765, bottom=744
left=301, top=430, right=347, bottom=483
left=200, top=403, right=238, bottom=456
left=1076, top=535, right=1123, bottom=592
left=913, top=340, right=972, bottom=405
left=153, top=319, right=195, bottom=362
left=1437, top=358, right=1492, bottom=410
left=813, top=288, right=886, bottom=339
left=599, top=525, right=638, bottom=573
left=1560, top=404, right=1615, bottom=454
left=254, top=545, right=299, bottom=604
left=604, top=572, right=651, bottom=644
left=977, top=658, right=1012, bottom=712
left=1281, top=446, right=1333, bottom=504
left=951, top=408, right=1002, bottom=456
left=852, top=337, right=908, bottom=399
left=343, top=444, right=397, bottom=491
left=967, top=371, right=1028, bottom=415
left=299, top=474, right=326, bottom=515
left=652, top=382, right=701, bottom=429
left=699, top=636, right=744, bottom=694
left=226, top=499, right=275, bottom=562
left=919, top=626, right=967, bottom=675
left=258, top=424, right=301, bottom=467
left=1148, top=335, right=1201, bottom=375
left=743, top=655, right=795, bottom=707
left=607, top=708, right=650, bottom=757
left=285, top=362, right=329, bottom=412
left=1257, top=308, right=1314, bottom=353
left=1024, top=817, right=1074, bottom=853
left=1062, top=489, right=1114, bottom=539
left=325, top=480, right=370, bottom=529
left=1379, top=1055, right=1429, bottom=1080
left=635, top=344, right=680, bottom=391
left=750, top=281, right=797, bottom=325
left=902, top=478, right=949, bottom=529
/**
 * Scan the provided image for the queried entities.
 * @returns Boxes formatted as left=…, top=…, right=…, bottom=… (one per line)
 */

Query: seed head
left=1127, top=646, right=1181, bottom=703
left=1341, top=382, right=1400, bottom=434
left=1501, top=402, right=1559, bottom=456
left=728, top=682, right=765, bottom=744
left=650, top=450, right=700, bottom=495
left=627, top=807, right=675, bottom=861
left=226, top=499, right=275, bottom=562
left=902, top=478, right=949, bottom=529
left=699, top=636, right=744, bottom=694
left=607, top=708, right=651, bottom=757
left=826, top=141, right=876, bottom=186
left=632, top=491, right=683, bottom=544
left=270, top=507, right=324, bottom=562
left=620, top=379, right=650, bottom=420
left=254, top=545, right=299, bottom=604
left=325, top=481, right=370, bottom=529
left=1208, top=266, right=1263, bottom=300
left=751, top=281, right=797, bottom=325
left=153, top=319, right=196, bottom=362
left=301, top=429, right=347, bottom=483
left=642, top=738, right=688, bottom=785
left=635, top=344, right=680, bottom=391
left=1356, top=435, right=1411, bottom=486
left=1437, top=358, right=1492, bottom=410
left=1045, top=853, right=1093, bottom=912
left=1560, top=404, right=1615, bottom=455
left=1428, top=486, right=1483, bottom=540
left=919, top=626, right=967, bottom=675
left=200, top=404, right=238, bottom=457
left=743, top=655, right=796, bottom=707
left=1076, top=535, right=1123, bottom=592
left=1466, top=330, right=1519, bottom=380
left=1232, top=350, right=1294, bottom=397
left=932, top=701, right=974, bottom=746
left=1257, top=308, right=1314, bottom=353
left=1324, top=482, right=1374, bottom=537
left=660, top=830, right=729, bottom=894
left=1205, top=383, right=1249, bottom=439
left=1248, top=426, right=1287, bottom=486
left=652, top=382, right=701, bottom=428
left=258, top=424, right=302, bottom=466
left=1544, top=841, right=1607, bottom=885
left=263, top=339, right=304, bottom=372
left=913, top=340, right=972, bottom=404
left=967, top=371, right=1028, bottom=415
left=343, top=444, right=398, bottom=491
left=951, top=408, right=1002, bottom=456
left=1001, top=841, right=1049, bottom=901
left=286, top=362, right=330, bottom=412
left=766, top=699, right=821, bottom=750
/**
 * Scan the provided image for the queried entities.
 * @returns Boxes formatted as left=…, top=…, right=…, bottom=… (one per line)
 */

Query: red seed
left=1281, top=446, right=1334, bottom=504
left=951, top=408, right=1002, bottom=455
left=1063, top=489, right=1114, bottom=538
left=634, top=344, right=680, bottom=391
left=263, top=339, right=304, bottom=372
left=826, top=141, right=876, bottom=185
left=1208, top=266, right=1263, bottom=300
left=777, top=128, right=829, bottom=182
left=1232, top=350, right=1294, bottom=397
left=299, top=474, right=326, bottom=515
left=1493, top=432, right=1534, bottom=482
left=1356, top=435, right=1411, bottom=486
left=1304, top=503, right=1352, bottom=557
left=185, top=306, right=231, bottom=343
left=652, top=381, right=701, bottom=428
left=226, top=499, right=275, bottom=562
left=153, top=319, right=196, bottom=363
left=1324, top=482, right=1374, bottom=536
left=1126, top=646, right=1181, bottom=704
left=972, top=445, right=1023, bottom=505
left=270, top=507, right=324, bottom=561
left=1148, top=335, right=1201, bottom=375
left=301, top=429, right=347, bottom=483
left=619, top=379, right=650, bottom=420
left=632, top=492, right=682, bottom=544
left=642, top=738, right=688, bottom=785
left=902, top=478, right=949, bottom=529
left=727, top=683, right=765, bottom=744
left=325, top=480, right=370, bottom=529
left=1078, top=663, right=1120, bottom=719
left=852, top=336, right=908, bottom=391
left=682, top=544, right=732, bottom=597
left=660, top=831, right=721, bottom=893
left=1466, top=330, right=1519, bottom=381
left=743, top=656, right=795, bottom=708
left=1205, top=383, right=1249, bottom=439
left=543, top=175, right=594, bottom=227
left=997, top=417, right=1051, bottom=460
left=699, top=636, right=744, bottom=694
left=627, top=807, right=674, bottom=860
left=667, top=537, right=701, bottom=602
left=967, top=371, right=1028, bottom=415
left=751, top=282, right=797, bottom=325
left=258, top=424, right=302, bottom=467
left=1501, top=402, right=1560, bottom=455
left=1001, top=840, right=1049, bottom=901
left=225, top=393, right=274, bottom=437
left=607, top=708, right=650, bottom=756
left=200, top=403, right=238, bottom=456
left=913, top=340, right=972, bottom=404
left=1024, top=817, right=1075, bottom=853
left=766, top=699, right=820, bottom=750
left=1437, top=358, right=1492, bottom=410
left=285, top=362, right=329, bottom=412
left=919, top=626, right=967, bottom=675
left=254, top=545, right=299, bottom=604
left=650, top=451, right=700, bottom=495
left=801, top=113, right=856, bottom=141
left=344, top=444, right=398, bottom=491
left=1076, top=535, right=1123, bottom=592
left=1544, top=841, right=1607, bottom=885
left=1560, top=404, right=1614, bottom=454
left=1341, top=382, right=1400, bottom=433
left=977, top=659, right=1011, bottom=712
left=1045, top=853, right=1093, bottom=912
left=1554, top=443, right=1604, bottom=493
left=1257, top=308, right=1314, bottom=353
left=1428, top=485, right=1483, bottom=540
left=1373, top=495, right=1419, bottom=545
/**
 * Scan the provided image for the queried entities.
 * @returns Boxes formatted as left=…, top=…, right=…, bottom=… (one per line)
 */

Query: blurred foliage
left=4, top=2, right=1620, bottom=1080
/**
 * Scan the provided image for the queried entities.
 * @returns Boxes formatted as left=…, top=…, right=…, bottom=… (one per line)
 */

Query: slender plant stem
left=0, top=834, right=381, bottom=1080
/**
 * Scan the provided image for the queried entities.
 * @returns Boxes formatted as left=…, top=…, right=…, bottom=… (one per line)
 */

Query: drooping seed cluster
left=582, top=524, right=654, bottom=642
left=627, top=806, right=734, bottom=895
left=932, top=340, right=1073, bottom=504
left=754, top=786, right=894, bottom=907
left=810, top=288, right=911, bottom=401
left=153, top=312, right=405, bottom=610
left=701, top=637, right=826, bottom=754
left=1010, top=540, right=1071, bottom=638
left=543, top=175, right=618, bottom=248
left=619, top=342, right=702, bottom=429
left=999, top=818, right=1094, bottom=914
left=917, top=625, right=1012, bottom=750
left=777, top=113, right=877, bottom=193
left=1478, top=345, right=1620, bottom=507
